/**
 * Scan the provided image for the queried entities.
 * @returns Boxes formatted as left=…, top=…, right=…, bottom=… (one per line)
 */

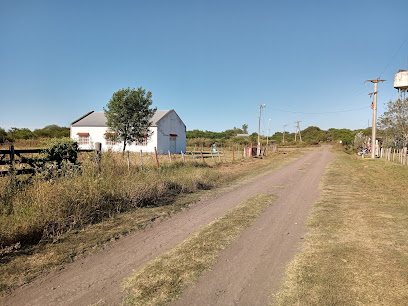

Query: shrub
left=43, top=137, right=78, bottom=164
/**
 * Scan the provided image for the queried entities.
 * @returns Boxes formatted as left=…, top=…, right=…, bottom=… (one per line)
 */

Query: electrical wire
left=267, top=106, right=369, bottom=115
left=378, top=32, right=408, bottom=78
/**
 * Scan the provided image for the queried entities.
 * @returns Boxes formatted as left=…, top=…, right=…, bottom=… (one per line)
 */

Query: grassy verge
left=0, top=148, right=302, bottom=294
left=122, top=193, right=277, bottom=305
left=274, top=150, right=408, bottom=305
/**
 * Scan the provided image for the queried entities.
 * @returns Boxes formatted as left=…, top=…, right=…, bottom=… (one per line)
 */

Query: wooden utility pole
left=366, top=79, right=386, bottom=159
left=294, top=121, right=302, bottom=142
left=258, top=104, right=266, bottom=156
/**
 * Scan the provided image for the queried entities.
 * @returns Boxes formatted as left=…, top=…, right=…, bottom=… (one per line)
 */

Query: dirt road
left=1, top=146, right=333, bottom=306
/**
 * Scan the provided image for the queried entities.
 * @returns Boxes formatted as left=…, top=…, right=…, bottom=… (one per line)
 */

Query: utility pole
left=366, top=79, right=385, bottom=159
left=266, top=118, right=272, bottom=146
left=295, top=121, right=302, bottom=143
left=258, top=104, right=266, bottom=156
left=282, top=124, right=287, bottom=144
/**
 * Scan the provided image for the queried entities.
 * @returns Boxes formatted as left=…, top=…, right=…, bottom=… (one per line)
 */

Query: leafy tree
left=250, top=132, right=258, bottom=143
left=33, top=125, right=70, bottom=138
left=232, top=136, right=250, bottom=145
left=328, top=128, right=354, bottom=145
left=7, top=127, right=34, bottom=140
left=0, top=127, right=7, bottom=143
left=353, top=131, right=368, bottom=149
left=104, top=87, right=157, bottom=152
left=242, top=124, right=248, bottom=134
left=378, top=98, right=408, bottom=148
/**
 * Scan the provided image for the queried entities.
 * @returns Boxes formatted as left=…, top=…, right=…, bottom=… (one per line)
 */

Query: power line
left=267, top=106, right=369, bottom=115
left=378, top=32, right=408, bottom=78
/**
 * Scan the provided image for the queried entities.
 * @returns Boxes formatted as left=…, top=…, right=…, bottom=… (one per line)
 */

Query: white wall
left=156, top=111, right=186, bottom=154
left=70, top=126, right=158, bottom=153
left=70, top=110, right=186, bottom=154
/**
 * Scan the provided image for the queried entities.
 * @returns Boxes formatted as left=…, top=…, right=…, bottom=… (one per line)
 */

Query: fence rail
left=1, top=142, right=279, bottom=177
left=0, top=145, right=97, bottom=177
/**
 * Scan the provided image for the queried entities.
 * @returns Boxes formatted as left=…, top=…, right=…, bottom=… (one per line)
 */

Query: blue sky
left=1, top=0, right=408, bottom=135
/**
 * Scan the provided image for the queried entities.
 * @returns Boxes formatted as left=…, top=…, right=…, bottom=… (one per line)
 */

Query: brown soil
left=1, top=146, right=333, bottom=306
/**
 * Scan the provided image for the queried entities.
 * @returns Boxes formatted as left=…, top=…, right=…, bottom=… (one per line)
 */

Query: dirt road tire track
left=173, top=146, right=333, bottom=305
left=1, top=146, right=332, bottom=306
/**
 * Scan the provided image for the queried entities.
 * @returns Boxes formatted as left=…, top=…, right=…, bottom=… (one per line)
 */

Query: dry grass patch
left=274, top=151, right=408, bottom=305
left=0, top=149, right=302, bottom=294
left=122, top=193, right=277, bottom=305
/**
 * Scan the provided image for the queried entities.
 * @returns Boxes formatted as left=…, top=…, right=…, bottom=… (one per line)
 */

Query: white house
left=70, top=109, right=186, bottom=154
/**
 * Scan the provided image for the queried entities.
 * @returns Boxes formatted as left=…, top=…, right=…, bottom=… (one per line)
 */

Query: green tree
left=0, top=127, right=7, bottom=143
left=33, top=125, right=70, bottom=138
left=104, top=87, right=157, bottom=152
left=242, top=124, right=248, bottom=134
left=378, top=98, right=408, bottom=148
left=8, top=127, right=34, bottom=140
left=328, top=128, right=354, bottom=145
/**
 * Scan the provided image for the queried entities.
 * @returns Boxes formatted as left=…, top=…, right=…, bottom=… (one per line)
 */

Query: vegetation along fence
left=0, top=145, right=95, bottom=177
left=0, top=142, right=280, bottom=177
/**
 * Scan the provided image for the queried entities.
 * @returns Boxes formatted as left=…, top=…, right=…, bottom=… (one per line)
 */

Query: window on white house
left=77, top=133, right=90, bottom=145
left=106, top=138, right=117, bottom=146
left=134, top=137, right=148, bottom=146
left=105, top=133, right=117, bottom=146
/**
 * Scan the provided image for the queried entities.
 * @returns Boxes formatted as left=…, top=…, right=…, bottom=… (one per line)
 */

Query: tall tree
left=104, top=87, right=157, bottom=152
left=0, top=127, right=7, bottom=143
left=242, top=124, right=248, bottom=134
left=378, top=98, right=408, bottom=148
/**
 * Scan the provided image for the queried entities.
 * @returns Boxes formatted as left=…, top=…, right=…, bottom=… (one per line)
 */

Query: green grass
left=122, top=193, right=277, bottom=306
left=274, top=150, right=408, bottom=305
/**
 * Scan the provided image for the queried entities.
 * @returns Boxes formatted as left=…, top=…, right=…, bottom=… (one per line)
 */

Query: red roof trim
left=104, top=132, right=116, bottom=135
left=170, top=134, right=177, bottom=137
left=77, top=133, right=89, bottom=136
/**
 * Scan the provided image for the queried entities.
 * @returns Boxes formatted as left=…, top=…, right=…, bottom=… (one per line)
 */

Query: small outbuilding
left=70, top=109, right=186, bottom=154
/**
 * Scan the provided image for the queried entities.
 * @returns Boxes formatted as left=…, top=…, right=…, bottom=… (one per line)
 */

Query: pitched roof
left=71, top=110, right=173, bottom=127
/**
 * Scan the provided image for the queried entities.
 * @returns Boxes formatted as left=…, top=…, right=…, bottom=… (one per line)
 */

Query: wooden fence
left=0, top=145, right=96, bottom=177
left=379, top=147, right=408, bottom=165
left=1, top=142, right=279, bottom=176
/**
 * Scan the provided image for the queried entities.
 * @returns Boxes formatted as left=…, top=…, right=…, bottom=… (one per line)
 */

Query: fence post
left=95, top=142, right=102, bottom=172
left=181, top=151, right=185, bottom=163
left=168, top=150, right=172, bottom=164
left=211, top=151, right=215, bottom=163
left=232, top=145, right=235, bottom=161
left=140, top=150, right=143, bottom=170
left=200, top=150, right=205, bottom=163
left=154, top=147, right=160, bottom=169
left=9, top=145, right=15, bottom=167
left=127, top=151, right=130, bottom=171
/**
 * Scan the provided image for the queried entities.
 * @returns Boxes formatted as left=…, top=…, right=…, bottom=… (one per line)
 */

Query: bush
left=44, top=137, right=78, bottom=165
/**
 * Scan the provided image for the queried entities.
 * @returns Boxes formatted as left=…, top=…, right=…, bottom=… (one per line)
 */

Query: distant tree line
left=0, top=125, right=70, bottom=144
left=187, top=125, right=372, bottom=147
